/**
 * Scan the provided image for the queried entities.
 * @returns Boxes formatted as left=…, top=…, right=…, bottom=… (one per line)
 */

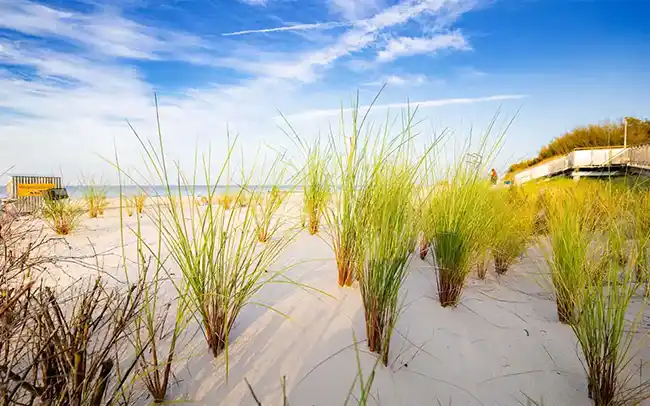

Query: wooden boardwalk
left=513, top=144, right=650, bottom=184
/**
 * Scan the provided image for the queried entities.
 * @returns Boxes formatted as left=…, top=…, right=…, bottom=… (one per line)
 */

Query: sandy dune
left=36, top=196, right=649, bottom=406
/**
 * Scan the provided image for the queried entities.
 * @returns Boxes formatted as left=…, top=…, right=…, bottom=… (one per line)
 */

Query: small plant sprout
left=474, top=250, right=491, bottom=279
left=344, top=332, right=381, bottom=406
left=129, top=213, right=189, bottom=403
left=418, top=232, right=429, bottom=260
left=41, top=196, right=84, bottom=235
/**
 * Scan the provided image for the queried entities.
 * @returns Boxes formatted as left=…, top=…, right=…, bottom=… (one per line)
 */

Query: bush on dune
left=509, top=117, right=650, bottom=173
left=41, top=197, right=84, bottom=235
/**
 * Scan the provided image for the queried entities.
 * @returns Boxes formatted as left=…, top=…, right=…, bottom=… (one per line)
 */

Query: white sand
left=34, top=196, right=650, bottom=406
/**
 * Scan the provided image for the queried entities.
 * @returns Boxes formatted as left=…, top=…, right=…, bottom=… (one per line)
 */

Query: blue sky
left=1, top=0, right=649, bottom=183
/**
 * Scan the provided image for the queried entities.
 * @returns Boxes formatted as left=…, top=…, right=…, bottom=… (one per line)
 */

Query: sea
left=1, top=185, right=295, bottom=199
left=66, top=185, right=294, bottom=198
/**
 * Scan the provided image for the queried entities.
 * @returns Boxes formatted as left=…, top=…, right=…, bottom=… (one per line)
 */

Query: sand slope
left=38, top=199, right=649, bottom=406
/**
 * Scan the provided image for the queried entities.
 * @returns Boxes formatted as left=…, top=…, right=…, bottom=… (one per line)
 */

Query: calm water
left=64, top=185, right=294, bottom=198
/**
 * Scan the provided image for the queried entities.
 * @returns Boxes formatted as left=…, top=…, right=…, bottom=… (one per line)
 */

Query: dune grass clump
left=357, top=134, right=422, bottom=364
left=215, top=189, right=250, bottom=209
left=324, top=101, right=374, bottom=287
left=598, top=186, right=633, bottom=267
left=83, top=184, right=109, bottom=218
left=491, top=188, right=536, bottom=275
left=354, top=107, right=435, bottom=362
left=424, top=173, right=494, bottom=306
left=570, top=260, right=650, bottom=405
left=279, top=116, right=330, bottom=234
left=41, top=197, right=84, bottom=235
left=124, top=194, right=134, bottom=216
left=302, top=142, right=330, bottom=235
left=166, top=180, right=292, bottom=360
left=216, top=192, right=235, bottom=209
left=546, top=196, right=596, bottom=324
left=253, top=186, right=288, bottom=242
left=133, top=192, right=147, bottom=214
left=127, top=112, right=296, bottom=368
left=471, top=197, right=497, bottom=280
left=630, top=191, right=650, bottom=288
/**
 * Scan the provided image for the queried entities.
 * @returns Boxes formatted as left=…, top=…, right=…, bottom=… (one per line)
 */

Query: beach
left=27, top=194, right=649, bottom=406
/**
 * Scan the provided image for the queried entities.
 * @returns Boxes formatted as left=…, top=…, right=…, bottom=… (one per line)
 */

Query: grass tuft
left=545, top=193, right=597, bottom=324
left=324, top=95, right=377, bottom=287
left=83, top=183, right=109, bottom=218
left=570, top=259, right=649, bottom=404
left=253, top=186, right=288, bottom=243
left=358, top=157, right=418, bottom=365
left=302, top=140, right=331, bottom=235
left=424, top=174, right=494, bottom=307
left=133, top=192, right=147, bottom=214
left=41, top=197, right=84, bottom=235
left=490, top=188, right=536, bottom=275
left=124, top=99, right=297, bottom=377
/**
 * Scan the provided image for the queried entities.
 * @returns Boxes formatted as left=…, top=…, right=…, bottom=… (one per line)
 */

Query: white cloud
left=0, top=0, right=210, bottom=61
left=365, top=74, right=429, bottom=86
left=281, top=94, right=527, bottom=121
left=231, top=0, right=472, bottom=82
left=222, top=21, right=349, bottom=36
left=377, top=32, right=469, bottom=62
left=329, top=0, right=384, bottom=20
left=0, top=52, right=299, bottom=184
left=0, top=0, right=499, bottom=185
left=238, top=0, right=268, bottom=5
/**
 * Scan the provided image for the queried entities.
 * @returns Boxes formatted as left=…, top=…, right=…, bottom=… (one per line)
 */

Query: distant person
left=490, top=168, right=498, bottom=185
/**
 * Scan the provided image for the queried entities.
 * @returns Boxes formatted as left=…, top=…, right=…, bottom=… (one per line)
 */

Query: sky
left=1, top=0, right=649, bottom=185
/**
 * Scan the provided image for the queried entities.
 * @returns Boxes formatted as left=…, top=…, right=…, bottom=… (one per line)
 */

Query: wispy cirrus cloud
left=0, top=0, right=210, bottom=60
left=0, top=0, right=522, bottom=184
left=364, top=74, right=429, bottom=86
left=225, top=0, right=474, bottom=82
left=281, top=94, right=527, bottom=121
left=328, top=0, right=384, bottom=20
left=237, top=0, right=268, bottom=6
left=222, top=21, right=349, bottom=36
left=377, top=31, right=469, bottom=62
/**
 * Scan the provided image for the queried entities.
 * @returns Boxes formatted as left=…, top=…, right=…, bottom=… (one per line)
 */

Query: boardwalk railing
left=513, top=144, right=650, bottom=184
